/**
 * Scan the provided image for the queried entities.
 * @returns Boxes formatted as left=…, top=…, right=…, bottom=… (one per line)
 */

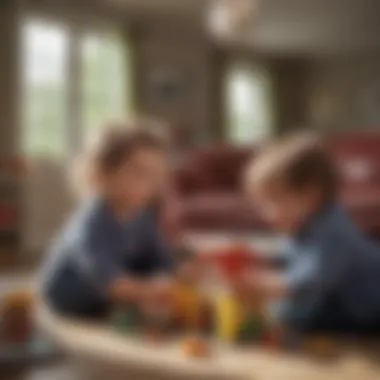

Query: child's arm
left=248, top=236, right=351, bottom=301
left=73, top=215, right=153, bottom=303
left=108, top=276, right=147, bottom=302
left=109, top=276, right=172, bottom=303
left=144, top=210, right=175, bottom=273
left=237, top=269, right=288, bottom=299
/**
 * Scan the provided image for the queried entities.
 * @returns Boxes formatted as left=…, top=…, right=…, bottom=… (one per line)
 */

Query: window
left=81, top=32, right=128, bottom=139
left=225, top=62, right=273, bottom=144
left=21, top=21, right=69, bottom=157
left=21, top=19, right=131, bottom=159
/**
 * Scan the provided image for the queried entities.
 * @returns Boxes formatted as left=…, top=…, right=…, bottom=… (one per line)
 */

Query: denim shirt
left=40, top=197, right=172, bottom=315
left=280, top=203, right=380, bottom=326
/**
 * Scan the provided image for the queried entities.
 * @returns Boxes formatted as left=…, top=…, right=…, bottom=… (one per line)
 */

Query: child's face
left=106, top=147, right=168, bottom=209
left=251, top=181, right=319, bottom=234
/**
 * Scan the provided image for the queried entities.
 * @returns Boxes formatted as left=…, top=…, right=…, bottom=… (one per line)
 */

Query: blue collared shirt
left=279, top=203, right=380, bottom=326
left=40, top=197, right=172, bottom=315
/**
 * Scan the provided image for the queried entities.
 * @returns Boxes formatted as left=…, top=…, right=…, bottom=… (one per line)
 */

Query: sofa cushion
left=179, top=193, right=266, bottom=232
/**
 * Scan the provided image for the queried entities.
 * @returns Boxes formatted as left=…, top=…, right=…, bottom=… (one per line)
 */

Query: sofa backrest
left=327, top=133, right=380, bottom=194
left=175, top=145, right=255, bottom=196
left=175, top=133, right=380, bottom=197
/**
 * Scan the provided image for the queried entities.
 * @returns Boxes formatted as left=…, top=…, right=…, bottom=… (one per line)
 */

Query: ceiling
left=107, top=0, right=380, bottom=53
left=107, top=0, right=206, bottom=16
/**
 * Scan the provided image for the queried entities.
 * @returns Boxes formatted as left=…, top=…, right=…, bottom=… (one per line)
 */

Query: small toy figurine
left=304, top=335, right=338, bottom=358
left=181, top=336, right=210, bottom=358
left=1, top=290, right=34, bottom=343
left=172, top=255, right=203, bottom=332
left=215, top=290, right=242, bottom=342
left=262, top=325, right=283, bottom=350
left=172, top=281, right=201, bottom=331
left=141, top=278, right=174, bottom=338
left=237, top=312, right=266, bottom=344
left=201, top=244, right=258, bottom=343
left=196, top=298, right=214, bottom=336
left=111, top=303, right=141, bottom=333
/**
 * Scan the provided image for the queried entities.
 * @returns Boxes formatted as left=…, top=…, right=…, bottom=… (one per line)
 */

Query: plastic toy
left=215, top=291, right=241, bottom=342
left=141, top=282, right=174, bottom=336
left=108, top=243, right=287, bottom=352
left=181, top=336, right=210, bottom=358
left=304, top=335, right=337, bottom=358
left=111, top=303, right=140, bottom=333
left=195, top=298, right=214, bottom=336
left=237, top=312, right=266, bottom=344
left=172, top=281, right=201, bottom=331
left=200, top=244, right=269, bottom=343
left=1, top=290, right=34, bottom=343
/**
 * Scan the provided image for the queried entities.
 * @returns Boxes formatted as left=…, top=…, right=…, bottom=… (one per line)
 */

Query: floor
left=1, top=362, right=80, bottom=380
left=0, top=274, right=78, bottom=380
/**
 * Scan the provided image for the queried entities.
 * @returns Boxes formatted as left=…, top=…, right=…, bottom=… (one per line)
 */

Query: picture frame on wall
left=148, top=67, right=192, bottom=105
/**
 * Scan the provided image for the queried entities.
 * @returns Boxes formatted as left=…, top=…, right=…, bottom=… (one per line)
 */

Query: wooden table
left=35, top=305, right=380, bottom=380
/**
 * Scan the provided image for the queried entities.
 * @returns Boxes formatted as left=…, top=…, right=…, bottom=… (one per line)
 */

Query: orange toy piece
left=172, top=281, right=200, bottom=330
left=1, top=290, right=34, bottom=343
left=181, top=336, right=210, bottom=358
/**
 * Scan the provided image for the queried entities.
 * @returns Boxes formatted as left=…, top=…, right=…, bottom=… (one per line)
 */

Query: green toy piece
left=237, top=313, right=266, bottom=344
left=111, top=303, right=140, bottom=333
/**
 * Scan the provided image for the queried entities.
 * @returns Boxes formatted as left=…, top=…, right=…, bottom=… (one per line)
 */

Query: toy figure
left=172, top=254, right=203, bottom=332
left=215, top=290, right=242, bottom=342
left=111, top=303, right=141, bottom=333
left=200, top=244, right=266, bottom=343
left=141, top=277, right=174, bottom=338
left=1, top=290, right=34, bottom=343
left=237, top=312, right=266, bottom=344
left=172, top=280, right=201, bottom=332
left=303, top=335, right=338, bottom=358
left=196, top=298, right=214, bottom=336
left=181, top=336, right=210, bottom=358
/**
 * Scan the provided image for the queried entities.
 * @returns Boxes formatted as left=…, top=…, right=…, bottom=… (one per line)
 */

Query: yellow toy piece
left=214, top=291, right=242, bottom=342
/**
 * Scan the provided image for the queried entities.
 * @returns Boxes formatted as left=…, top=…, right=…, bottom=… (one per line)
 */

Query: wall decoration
left=148, top=67, right=192, bottom=105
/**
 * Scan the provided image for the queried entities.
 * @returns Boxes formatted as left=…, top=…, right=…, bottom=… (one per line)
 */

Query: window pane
left=81, top=31, right=128, bottom=139
left=21, top=20, right=69, bottom=158
left=226, top=64, right=272, bottom=145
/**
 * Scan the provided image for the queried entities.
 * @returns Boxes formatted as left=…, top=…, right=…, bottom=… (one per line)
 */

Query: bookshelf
left=0, top=157, right=24, bottom=258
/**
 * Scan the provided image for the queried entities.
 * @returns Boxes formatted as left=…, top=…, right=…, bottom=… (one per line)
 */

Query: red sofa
left=172, top=134, right=380, bottom=237
left=328, top=133, right=380, bottom=236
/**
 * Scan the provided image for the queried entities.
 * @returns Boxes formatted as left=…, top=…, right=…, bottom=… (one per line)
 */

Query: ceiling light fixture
left=206, top=0, right=260, bottom=41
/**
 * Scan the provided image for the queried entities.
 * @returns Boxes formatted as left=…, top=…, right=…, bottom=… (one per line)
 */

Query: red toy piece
left=202, top=244, right=261, bottom=282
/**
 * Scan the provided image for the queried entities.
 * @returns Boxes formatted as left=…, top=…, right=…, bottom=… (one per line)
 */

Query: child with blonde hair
left=242, top=133, right=380, bottom=333
left=40, top=118, right=173, bottom=317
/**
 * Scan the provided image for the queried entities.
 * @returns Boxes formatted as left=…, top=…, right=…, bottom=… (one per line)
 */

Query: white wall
left=307, top=54, right=380, bottom=130
left=137, top=21, right=215, bottom=143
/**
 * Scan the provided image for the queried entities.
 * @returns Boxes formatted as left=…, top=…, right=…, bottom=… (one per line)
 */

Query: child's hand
left=147, top=276, right=174, bottom=304
left=110, top=278, right=148, bottom=302
left=233, top=269, right=262, bottom=299
left=177, top=260, right=201, bottom=284
left=234, top=270, right=286, bottom=299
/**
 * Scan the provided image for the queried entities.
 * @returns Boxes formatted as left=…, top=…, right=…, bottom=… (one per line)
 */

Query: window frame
left=19, top=12, right=133, bottom=160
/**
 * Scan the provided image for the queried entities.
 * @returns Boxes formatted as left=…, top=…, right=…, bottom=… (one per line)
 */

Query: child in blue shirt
left=242, top=133, right=380, bottom=333
left=40, top=119, right=173, bottom=318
